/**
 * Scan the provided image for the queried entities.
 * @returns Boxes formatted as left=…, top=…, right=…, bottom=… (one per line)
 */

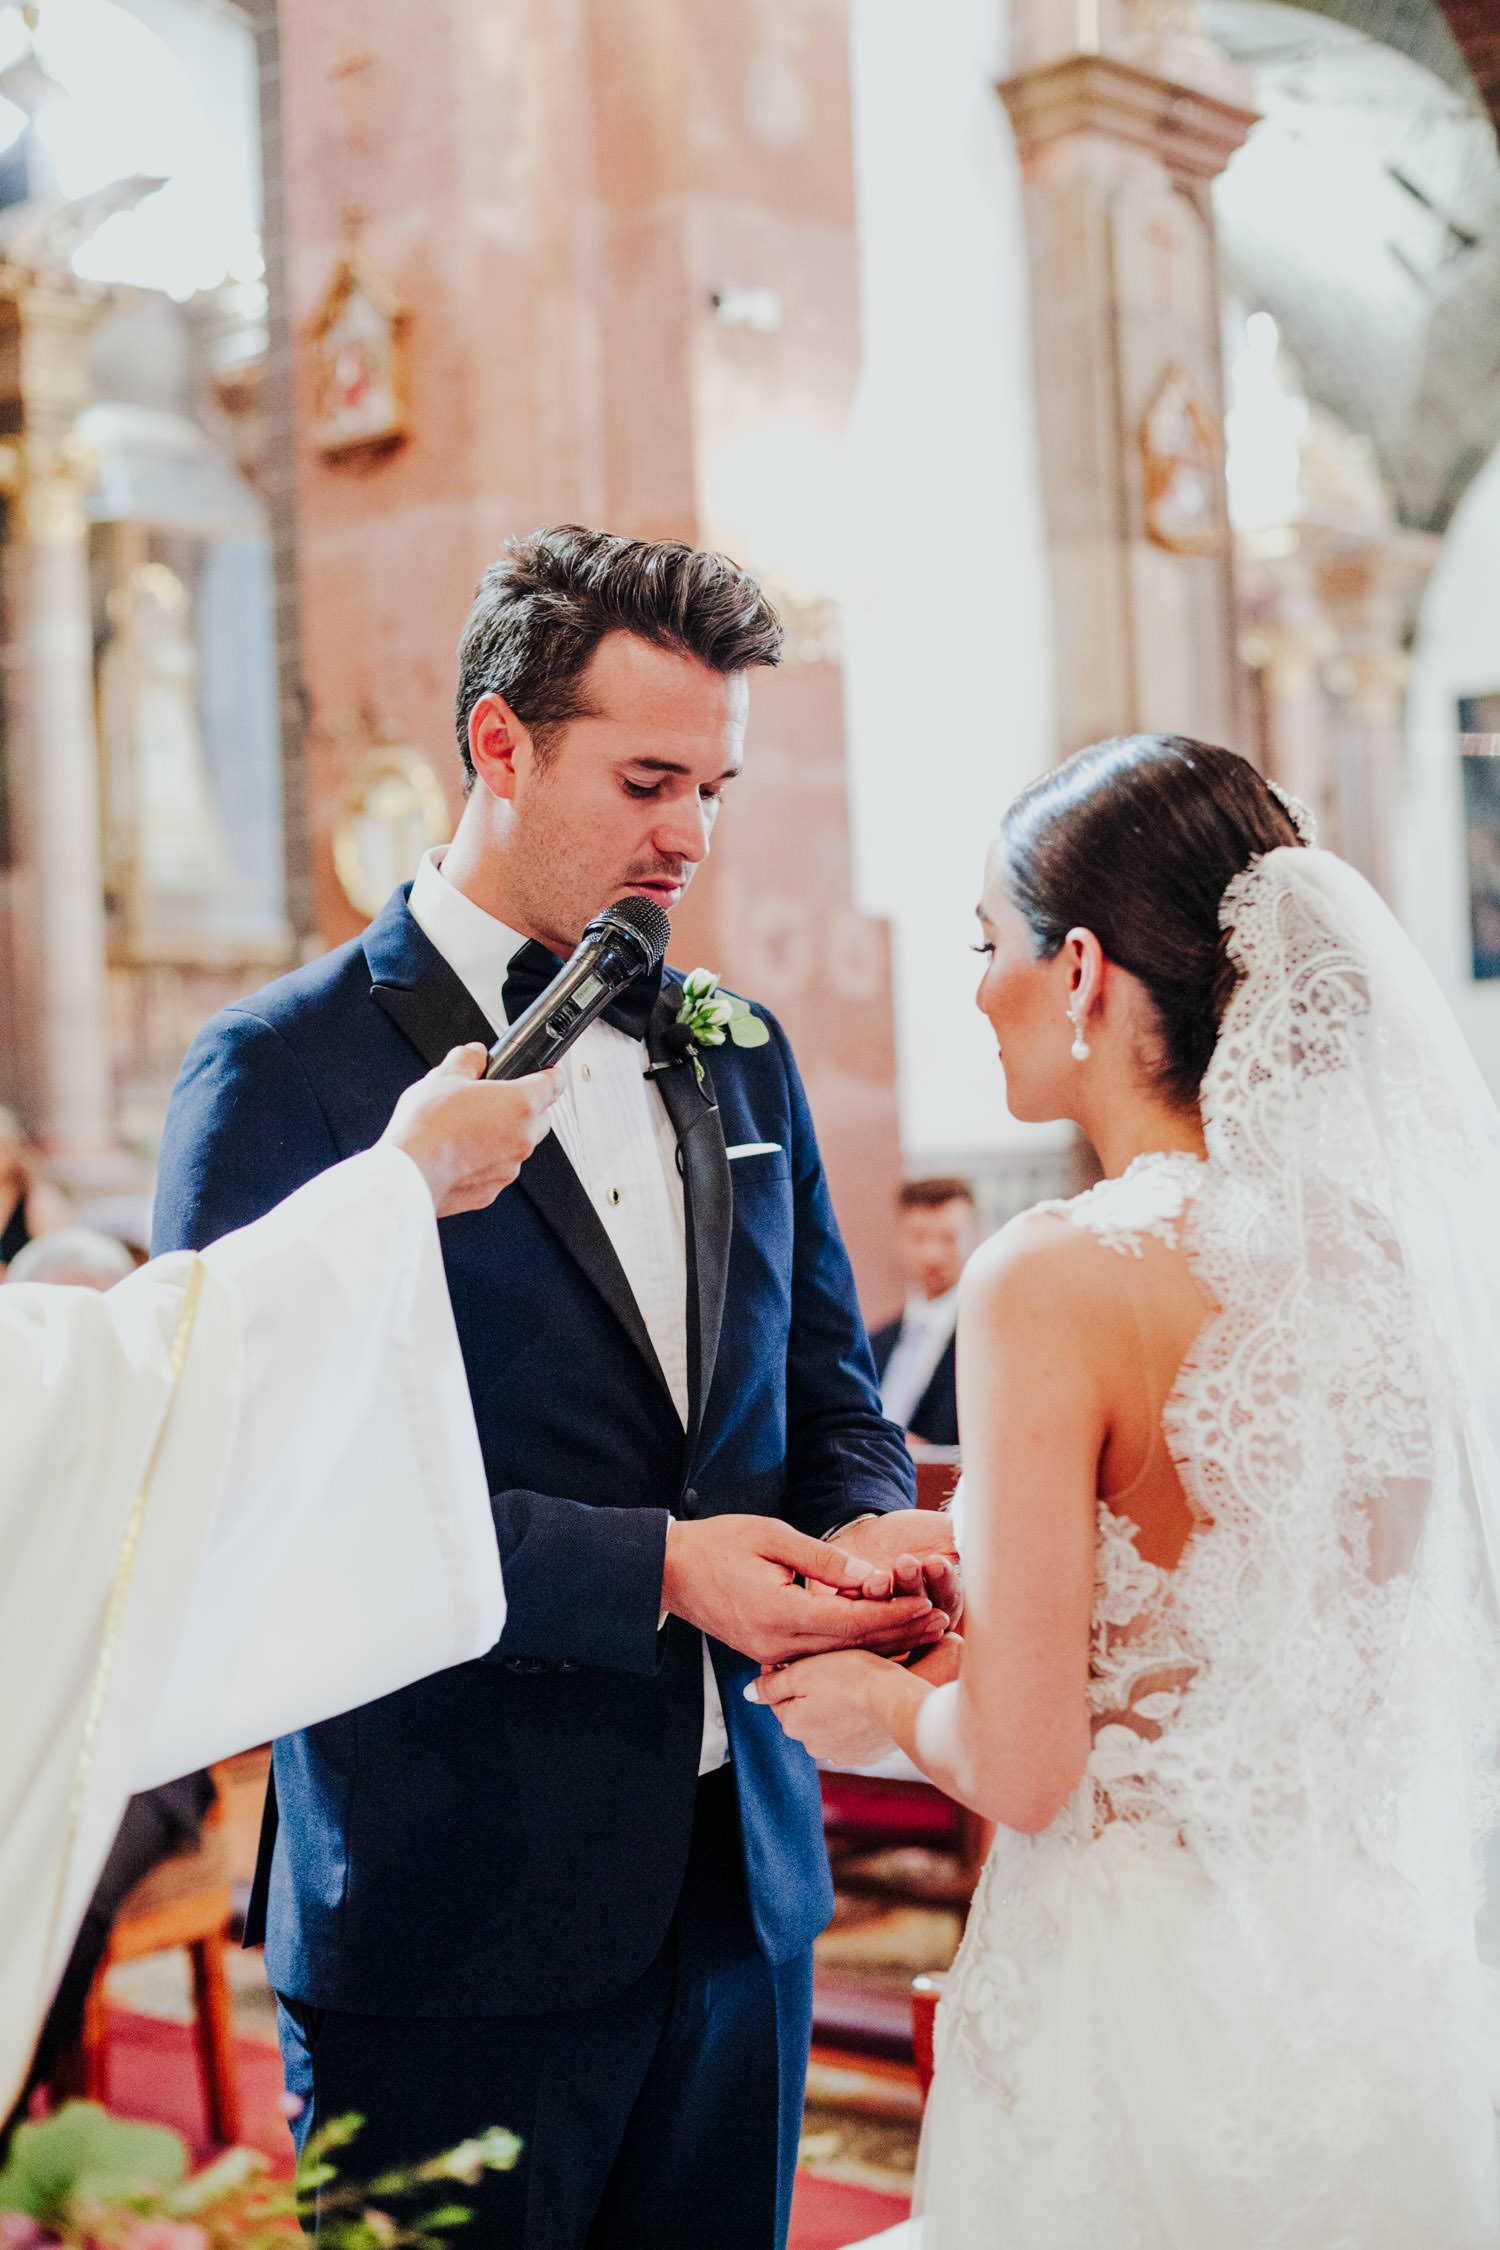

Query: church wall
left=276, top=0, right=499, bottom=951
left=276, top=0, right=906, bottom=1314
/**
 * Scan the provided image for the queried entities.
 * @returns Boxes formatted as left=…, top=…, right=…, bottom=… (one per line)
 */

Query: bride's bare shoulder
left=959, top=1203, right=1129, bottom=1338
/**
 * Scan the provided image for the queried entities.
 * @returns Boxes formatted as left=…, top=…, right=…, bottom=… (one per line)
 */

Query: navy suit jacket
left=152, top=888, right=915, bottom=2017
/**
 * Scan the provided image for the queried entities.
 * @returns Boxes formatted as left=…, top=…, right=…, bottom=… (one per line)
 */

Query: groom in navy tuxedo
left=153, top=527, right=957, bottom=2248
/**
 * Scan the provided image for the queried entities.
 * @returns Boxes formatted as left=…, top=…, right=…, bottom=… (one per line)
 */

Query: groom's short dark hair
left=455, top=525, right=784, bottom=785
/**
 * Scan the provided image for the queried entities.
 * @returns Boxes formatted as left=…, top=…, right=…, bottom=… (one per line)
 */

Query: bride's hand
left=746, top=1649, right=895, bottom=1763
left=748, top=1632, right=966, bottom=1763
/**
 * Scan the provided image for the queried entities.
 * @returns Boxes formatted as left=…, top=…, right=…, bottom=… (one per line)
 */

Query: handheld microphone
left=485, top=894, right=672, bottom=1079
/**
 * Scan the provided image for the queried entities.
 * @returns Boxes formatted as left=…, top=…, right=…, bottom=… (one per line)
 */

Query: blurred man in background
left=869, top=1179, right=978, bottom=1449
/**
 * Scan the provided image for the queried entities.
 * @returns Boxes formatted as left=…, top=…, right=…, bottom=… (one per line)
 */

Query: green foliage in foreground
left=0, top=2103, right=521, bottom=2250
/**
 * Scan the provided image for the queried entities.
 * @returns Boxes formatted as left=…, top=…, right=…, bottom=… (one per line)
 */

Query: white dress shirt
left=409, top=849, right=729, bottom=1773
left=879, top=1285, right=960, bottom=1429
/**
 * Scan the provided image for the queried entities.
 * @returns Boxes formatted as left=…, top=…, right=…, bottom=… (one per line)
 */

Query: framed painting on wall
left=1459, top=695, right=1500, bottom=982
left=309, top=244, right=408, bottom=462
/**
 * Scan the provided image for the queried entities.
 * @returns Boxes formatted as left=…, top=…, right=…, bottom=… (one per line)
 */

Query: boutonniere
left=671, top=967, right=769, bottom=1084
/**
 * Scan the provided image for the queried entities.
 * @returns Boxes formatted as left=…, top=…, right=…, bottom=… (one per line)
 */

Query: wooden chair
left=911, top=1971, right=947, bottom=2099
left=64, top=1787, right=241, bottom=2145
left=912, top=1455, right=960, bottom=1512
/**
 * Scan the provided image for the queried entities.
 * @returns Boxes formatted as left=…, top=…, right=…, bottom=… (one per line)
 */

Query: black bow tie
left=501, top=937, right=664, bottom=1045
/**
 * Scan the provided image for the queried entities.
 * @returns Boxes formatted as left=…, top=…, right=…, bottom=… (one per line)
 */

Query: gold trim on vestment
left=41, top=1257, right=208, bottom=1980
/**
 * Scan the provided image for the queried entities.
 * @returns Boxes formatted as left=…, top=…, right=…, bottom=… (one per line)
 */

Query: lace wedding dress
left=908, top=851, right=1500, bottom=2248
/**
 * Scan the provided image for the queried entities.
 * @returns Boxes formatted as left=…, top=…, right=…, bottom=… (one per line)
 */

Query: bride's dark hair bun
left=1002, top=735, right=1304, bottom=1107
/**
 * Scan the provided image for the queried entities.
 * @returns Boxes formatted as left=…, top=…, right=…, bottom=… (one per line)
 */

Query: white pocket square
left=724, top=1141, right=783, bottom=1160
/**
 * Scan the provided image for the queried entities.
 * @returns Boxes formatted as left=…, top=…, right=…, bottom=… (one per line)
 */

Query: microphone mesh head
left=599, top=893, right=672, bottom=968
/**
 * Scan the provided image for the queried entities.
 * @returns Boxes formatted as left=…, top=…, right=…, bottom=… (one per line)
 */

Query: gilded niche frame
left=333, top=744, right=451, bottom=920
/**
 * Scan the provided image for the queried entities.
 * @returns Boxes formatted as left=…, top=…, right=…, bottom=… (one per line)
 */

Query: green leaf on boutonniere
left=676, top=970, right=768, bottom=1061
left=724, top=995, right=769, bottom=1048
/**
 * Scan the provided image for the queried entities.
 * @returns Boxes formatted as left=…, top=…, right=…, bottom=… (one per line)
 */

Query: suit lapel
left=366, top=894, right=676, bottom=1415
left=648, top=987, right=732, bottom=1457
left=370, top=958, right=496, bottom=1064
left=365, top=885, right=499, bottom=1061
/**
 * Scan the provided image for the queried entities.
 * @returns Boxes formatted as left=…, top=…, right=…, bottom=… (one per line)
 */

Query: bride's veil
left=1159, top=846, right=1500, bottom=1976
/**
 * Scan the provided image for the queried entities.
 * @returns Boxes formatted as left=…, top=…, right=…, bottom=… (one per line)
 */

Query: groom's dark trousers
left=152, top=885, right=915, bottom=2248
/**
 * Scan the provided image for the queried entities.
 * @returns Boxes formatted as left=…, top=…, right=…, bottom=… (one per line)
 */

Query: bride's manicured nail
left=743, top=1681, right=761, bottom=1702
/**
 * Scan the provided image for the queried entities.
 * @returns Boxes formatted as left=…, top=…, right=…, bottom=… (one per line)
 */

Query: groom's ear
left=469, top=693, right=532, bottom=800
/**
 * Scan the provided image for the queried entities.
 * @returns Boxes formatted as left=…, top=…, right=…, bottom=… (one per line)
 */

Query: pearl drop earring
left=1069, top=1007, right=1090, bottom=1062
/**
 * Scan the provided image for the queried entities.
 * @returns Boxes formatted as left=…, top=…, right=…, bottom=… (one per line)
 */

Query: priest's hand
left=380, top=1045, right=563, bottom=1216
left=662, top=1515, right=948, bottom=1668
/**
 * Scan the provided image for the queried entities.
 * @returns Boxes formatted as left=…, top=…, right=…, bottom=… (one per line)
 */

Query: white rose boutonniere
left=674, top=967, right=769, bottom=1083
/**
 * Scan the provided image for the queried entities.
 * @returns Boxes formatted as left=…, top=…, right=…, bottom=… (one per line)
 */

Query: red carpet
left=95, top=2009, right=910, bottom=2247
left=98, top=2009, right=294, bottom=2171
left=788, top=2174, right=909, bottom=2247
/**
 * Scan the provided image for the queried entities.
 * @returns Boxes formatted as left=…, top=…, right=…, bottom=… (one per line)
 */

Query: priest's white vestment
left=0, top=1144, right=502, bottom=2112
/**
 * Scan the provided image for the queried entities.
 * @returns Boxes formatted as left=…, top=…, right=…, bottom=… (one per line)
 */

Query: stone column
left=999, top=13, right=1256, bottom=754
left=1319, top=544, right=1434, bottom=903
left=3, top=277, right=117, bottom=1174
left=1236, top=553, right=1338, bottom=836
left=1240, top=526, right=1435, bottom=901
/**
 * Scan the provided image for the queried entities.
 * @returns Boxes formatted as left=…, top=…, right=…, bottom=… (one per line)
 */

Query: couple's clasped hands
left=663, top=1508, right=961, bottom=1759
left=665, top=1510, right=965, bottom=1766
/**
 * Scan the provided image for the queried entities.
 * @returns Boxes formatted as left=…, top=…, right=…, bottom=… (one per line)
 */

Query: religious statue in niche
left=99, top=561, right=255, bottom=938
left=309, top=232, right=408, bottom=461
left=1140, top=364, right=1225, bottom=556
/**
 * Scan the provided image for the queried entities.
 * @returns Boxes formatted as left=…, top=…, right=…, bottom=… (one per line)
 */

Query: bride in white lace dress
left=754, top=735, right=1500, bottom=2246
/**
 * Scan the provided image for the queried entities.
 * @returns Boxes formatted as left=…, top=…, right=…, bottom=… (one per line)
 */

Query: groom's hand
left=662, top=1516, right=948, bottom=1668
left=835, top=1510, right=963, bottom=1627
